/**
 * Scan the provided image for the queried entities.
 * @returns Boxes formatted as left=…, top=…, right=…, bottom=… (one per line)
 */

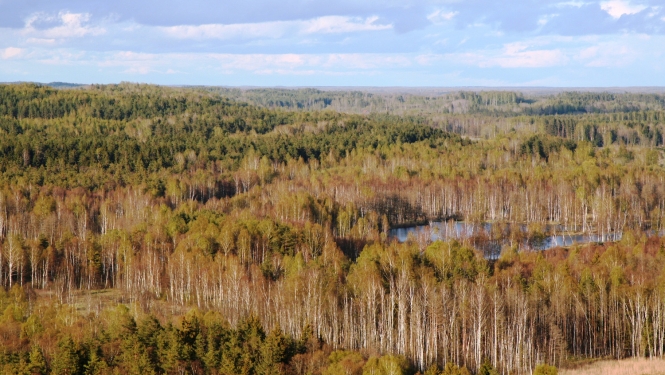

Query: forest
left=0, top=82, right=664, bottom=375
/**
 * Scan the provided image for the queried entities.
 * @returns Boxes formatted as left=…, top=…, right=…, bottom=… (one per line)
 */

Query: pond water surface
left=389, top=221, right=623, bottom=251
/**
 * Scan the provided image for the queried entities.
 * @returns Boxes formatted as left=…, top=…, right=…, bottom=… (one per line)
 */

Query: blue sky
left=1, top=0, right=664, bottom=87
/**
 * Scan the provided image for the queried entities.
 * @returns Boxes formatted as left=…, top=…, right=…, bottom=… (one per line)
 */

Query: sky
left=0, top=0, right=664, bottom=87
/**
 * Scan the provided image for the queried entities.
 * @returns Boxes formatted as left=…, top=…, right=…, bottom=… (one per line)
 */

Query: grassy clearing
left=560, top=358, right=665, bottom=375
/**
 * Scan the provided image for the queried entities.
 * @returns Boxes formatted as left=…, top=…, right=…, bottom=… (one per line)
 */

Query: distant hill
left=45, top=82, right=85, bottom=88
left=0, top=81, right=85, bottom=88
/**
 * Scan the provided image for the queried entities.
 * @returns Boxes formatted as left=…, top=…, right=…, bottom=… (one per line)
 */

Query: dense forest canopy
left=205, top=86, right=665, bottom=116
left=0, top=83, right=664, bottom=375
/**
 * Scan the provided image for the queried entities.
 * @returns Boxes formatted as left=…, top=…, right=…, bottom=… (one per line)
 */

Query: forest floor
left=560, top=358, right=665, bottom=375
left=34, top=288, right=193, bottom=318
left=35, top=288, right=125, bottom=313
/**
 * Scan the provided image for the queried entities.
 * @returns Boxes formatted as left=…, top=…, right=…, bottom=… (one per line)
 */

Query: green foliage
left=1, top=83, right=665, bottom=375
left=258, top=326, right=293, bottom=375
left=422, top=364, right=440, bottom=375
left=83, top=347, right=107, bottom=375
left=477, top=360, right=499, bottom=375
left=51, top=336, right=82, bottom=375
left=324, top=351, right=366, bottom=375
left=362, top=354, right=410, bottom=375
left=441, top=363, right=471, bottom=375
left=119, top=338, right=157, bottom=375
left=520, top=134, right=576, bottom=161
left=424, top=241, right=487, bottom=282
left=534, top=364, right=558, bottom=375
left=0, top=84, right=458, bottom=190
left=28, top=345, right=47, bottom=375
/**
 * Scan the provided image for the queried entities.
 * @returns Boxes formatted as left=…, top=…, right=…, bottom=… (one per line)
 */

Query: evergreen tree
left=28, top=345, right=47, bottom=375
left=258, top=325, right=292, bottom=375
left=83, top=348, right=107, bottom=375
left=51, top=336, right=81, bottom=375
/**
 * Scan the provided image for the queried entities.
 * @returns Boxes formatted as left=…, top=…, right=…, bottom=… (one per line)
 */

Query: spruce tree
left=28, top=345, right=47, bottom=375
left=51, top=336, right=81, bottom=375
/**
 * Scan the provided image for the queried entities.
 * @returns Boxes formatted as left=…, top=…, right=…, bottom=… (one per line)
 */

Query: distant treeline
left=206, top=86, right=665, bottom=116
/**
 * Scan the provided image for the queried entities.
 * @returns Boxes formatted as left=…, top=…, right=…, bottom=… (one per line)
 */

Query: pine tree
left=83, top=348, right=107, bottom=375
left=119, top=339, right=157, bottom=375
left=258, top=325, right=292, bottom=375
left=28, top=345, right=47, bottom=375
left=51, top=336, right=81, bottom=375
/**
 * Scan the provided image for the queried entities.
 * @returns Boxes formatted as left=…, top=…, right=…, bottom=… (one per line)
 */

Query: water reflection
left=389, top=221, right=623, bottom=252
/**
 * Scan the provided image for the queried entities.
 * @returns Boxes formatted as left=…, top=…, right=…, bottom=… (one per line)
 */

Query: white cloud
left=83, top=51, right=413, bottom=77
left=449, top=42, right=568, bottom=68
left=427, top=10, right=458, bottom=24
left=123, top=66, right=152, bottom=74
left=26, top=38, right=57, bottom=45
left=96, top=51, right=159, bottom=74
left=206, top=54, right=315, bottom=71
left=329, top=53, right=411, bottom=69
left=4, top=27, right=664, bottom=86
left=22, top=12, right=106, bottom=41
left=575, top=41, right=634, bottom=67
left=160, top=21, right=289, bottom=40
left=302, top=16, right=391, bottom=34
left=600, top=0, right=647, bottom=19
left=497, top=51, right=567, bottom=68
left=647, top=6, right=662, bottom=18
left=83, top=51, right=410, bottom=80
left=160, top=16, right=391, bottom=41
left=538, top=14, right=559, bottom=26
left=1, top=47, right=24, bottom=59
left=578, top=46, right=599, bottom=59
left=36, top=50, right=87, bottom=66
left=553, top=1, right=592, bottom=8
left=207, top=53, right=409, bottom=71
left=415, top=54, right=444, bottom=66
